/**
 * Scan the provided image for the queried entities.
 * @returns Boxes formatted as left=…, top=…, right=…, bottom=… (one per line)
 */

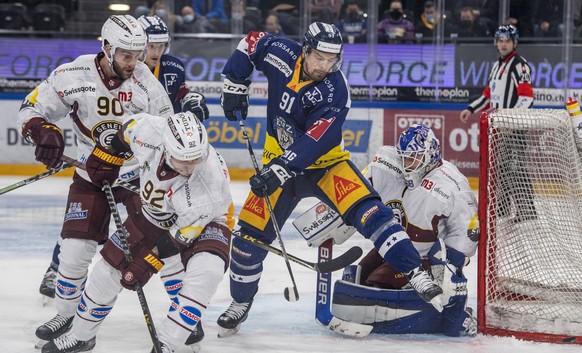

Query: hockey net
left=478, top=108, right=582, bottom=344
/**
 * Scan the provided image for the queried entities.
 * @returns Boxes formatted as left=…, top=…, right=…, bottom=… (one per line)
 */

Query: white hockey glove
left=292, top=201, right=357, bottom=247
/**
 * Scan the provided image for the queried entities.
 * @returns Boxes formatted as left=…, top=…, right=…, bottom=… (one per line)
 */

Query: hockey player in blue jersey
left=215, top=22, right=444, bottom=337
left=138, top=15, right=209, bottom=120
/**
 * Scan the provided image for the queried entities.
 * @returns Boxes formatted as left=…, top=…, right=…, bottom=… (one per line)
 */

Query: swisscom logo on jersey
left=58, top=84, right=96, bottom=98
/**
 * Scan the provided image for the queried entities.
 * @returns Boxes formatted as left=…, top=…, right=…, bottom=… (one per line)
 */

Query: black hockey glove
left=181, top=92, right=210, bottom=121
left=250, top=158, right=296, bottom=197
left=221, top=76, right=250, bottom=121
left=24, top=117, right=65, bottom=169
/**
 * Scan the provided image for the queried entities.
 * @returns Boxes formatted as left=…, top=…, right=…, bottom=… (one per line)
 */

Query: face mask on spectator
left=426, top=14, right=435, bottom=23
left=348, top=11, right=359, bottom=22
left=183, top=14, right=194, bottom=23
left=155, top=9, right=167, bottom=18
left=389, top=10, right=403, bottom=20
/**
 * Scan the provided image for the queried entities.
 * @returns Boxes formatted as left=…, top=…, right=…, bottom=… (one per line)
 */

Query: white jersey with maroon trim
left=123, top=113, right=233, bottom=234
left=18, top=53, right=173, bottom=182
left=363, top=146, right=478, bottom=258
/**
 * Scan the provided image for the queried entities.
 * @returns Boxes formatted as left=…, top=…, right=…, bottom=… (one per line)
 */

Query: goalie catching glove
left=23, top=117, right=65, bottom=169
left=120, top=245, right=164, bottom=290
left=86, top=145, right=125, bottom=186
left=221, top=76, right=250, bottom=121
left=181, top=92, right=210, bottom=121
left=250, top=158, right=295, bottom=197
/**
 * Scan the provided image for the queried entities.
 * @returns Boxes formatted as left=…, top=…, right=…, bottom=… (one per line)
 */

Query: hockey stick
left=102, top=181, right=163, bottom=353
left=60, top=155, right=140, bottom=194
left=233, top=230, right=363, bottom=273
left=237, top=115, right=300, bottom=302
left=315, top=239, right=373, bottom=337
left=0, top=163, right=72, bottom=195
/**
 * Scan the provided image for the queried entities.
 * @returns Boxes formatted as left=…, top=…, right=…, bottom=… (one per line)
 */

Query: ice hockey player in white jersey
left=18, top=14, right=173, bottom=351
left=295, top=124, right=479, bottom=337
left=41, top=111, right=234, bottom=353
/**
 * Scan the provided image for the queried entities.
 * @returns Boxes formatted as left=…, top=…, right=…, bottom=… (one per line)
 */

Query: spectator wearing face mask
left=377, top=0, right=415, bottom=44
left=177, top=5, right=217, bottom=33
left=337, top=1, right=368, bottom=44
left=149, top=0, right=184, bottom=30
left=454, top=6, right=490, bottom=39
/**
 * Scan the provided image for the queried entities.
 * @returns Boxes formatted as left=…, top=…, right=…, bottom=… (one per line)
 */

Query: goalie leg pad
left=73, top=258, right=121, bottom=341
left=228, top=235, right=268, bottom=303
left=159, top=253, right=224, bottom=352
left=331, top=280, right=443, bottom=334
left=55, top=238, right=98, bottom=317
left=346, top=199, right=420, bottom=273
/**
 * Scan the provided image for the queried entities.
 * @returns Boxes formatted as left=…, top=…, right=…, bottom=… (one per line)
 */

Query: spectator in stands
left=534, top=0, right=563, bottom=38
left=177, top=5, right=217, bottom=33
left=191, top=0, right=227, bottom=21
left=149, top=0, right=184, bottom=30
left=264, top=13, right=285, bottom=37
left=415, top=1, right=436, bottom=39
left=270, top=2, right=300, bottom=36
left=454, top=6, right=490, bottom=38
left=310, top=0, right=343, bottom=25
left=480, top=0, right=535, bottom=37
left=337, top=1, right=367, bottom=43
left=377, top=0, right=415, bottom=44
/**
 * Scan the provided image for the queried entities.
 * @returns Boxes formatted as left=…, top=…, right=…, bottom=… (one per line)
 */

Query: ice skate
left=185, top=321, right=204, bottom=353
left=216, top=298, right=254, bottom=338
left=407, top=267, right=444, bottom=312
left=41, top=332, right=95, bottom=353
left=35, top=314, right=73, bottom=348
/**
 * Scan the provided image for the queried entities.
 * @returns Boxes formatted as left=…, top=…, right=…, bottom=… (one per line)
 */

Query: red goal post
left=478, top=108, right=582, bottom=344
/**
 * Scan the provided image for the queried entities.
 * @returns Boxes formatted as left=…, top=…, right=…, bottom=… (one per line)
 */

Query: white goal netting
left=480, top=108, right=582, bottom=341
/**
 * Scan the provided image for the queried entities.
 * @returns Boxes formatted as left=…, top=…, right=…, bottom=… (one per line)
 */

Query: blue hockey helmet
left=138, top=15, right=170, bottom=52
left=396, top=124, right=441, bottom=188
left=303, top=22, right=343, bottom=71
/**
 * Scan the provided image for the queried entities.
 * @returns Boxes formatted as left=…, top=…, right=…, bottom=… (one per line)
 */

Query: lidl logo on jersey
left=64, top=202, right=88, bottom=222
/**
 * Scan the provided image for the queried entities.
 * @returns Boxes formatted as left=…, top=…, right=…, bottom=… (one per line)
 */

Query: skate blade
left=187, top=342, right=201, bottom=353
left=430, top=294, right=444, bottom=313
left=35, top=339, right=48, bottom=349
left=217, top=325, right=241, bottom=338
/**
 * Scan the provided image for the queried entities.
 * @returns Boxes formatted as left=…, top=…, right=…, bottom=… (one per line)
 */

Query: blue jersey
left=222, top=32, right=352, bottom=172
left=153, top=53, right=189, bottom=113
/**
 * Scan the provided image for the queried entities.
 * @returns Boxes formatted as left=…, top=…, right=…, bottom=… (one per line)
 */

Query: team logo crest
left=275, top=116, right=294, bottom=149
left=164, top=73, right=178, bottom=92
left=385, top=200, right=408, bottom=229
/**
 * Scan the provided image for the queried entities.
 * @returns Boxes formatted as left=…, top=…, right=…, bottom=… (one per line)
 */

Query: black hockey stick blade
left=284, top=286, right=299, bottom=302
left=233, top=231, right=362, bottom=273
left=314, top=246, right=363, bottom=273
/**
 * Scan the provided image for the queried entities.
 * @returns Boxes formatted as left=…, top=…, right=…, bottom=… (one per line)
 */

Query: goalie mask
left=138, top=15, right=171, bottom=54
left=101, top=15, right=147, bottom=71
left=164, top=112, right=209, bottom=177
left=303, top=22, right=343, bottom=72
left=396, top=124, right=441, bottom=189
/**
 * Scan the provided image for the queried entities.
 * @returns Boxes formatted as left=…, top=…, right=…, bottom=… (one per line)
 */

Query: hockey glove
left=250, top=158, right=295, bottom=197
left=181, top=92, right=210, bottom=121
left=24, top=117, right=65, bottom=169
left=120, top=246, right=164, bottom=290
left=221, top=76, right=250, bottom=121
left=427, top=239, right=469, bottom=269
left=86, top=145, right=124, bottom=186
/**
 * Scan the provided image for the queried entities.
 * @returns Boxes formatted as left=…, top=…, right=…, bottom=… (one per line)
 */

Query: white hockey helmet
left=101, top=15, right=147, bottom=58
left=164, top=112, right=209, bottom=175
left=396, top=124, right=442, bottom=189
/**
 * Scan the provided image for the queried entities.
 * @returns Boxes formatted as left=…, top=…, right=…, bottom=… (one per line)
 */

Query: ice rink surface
left=0, top=175, right=580, bottom=353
